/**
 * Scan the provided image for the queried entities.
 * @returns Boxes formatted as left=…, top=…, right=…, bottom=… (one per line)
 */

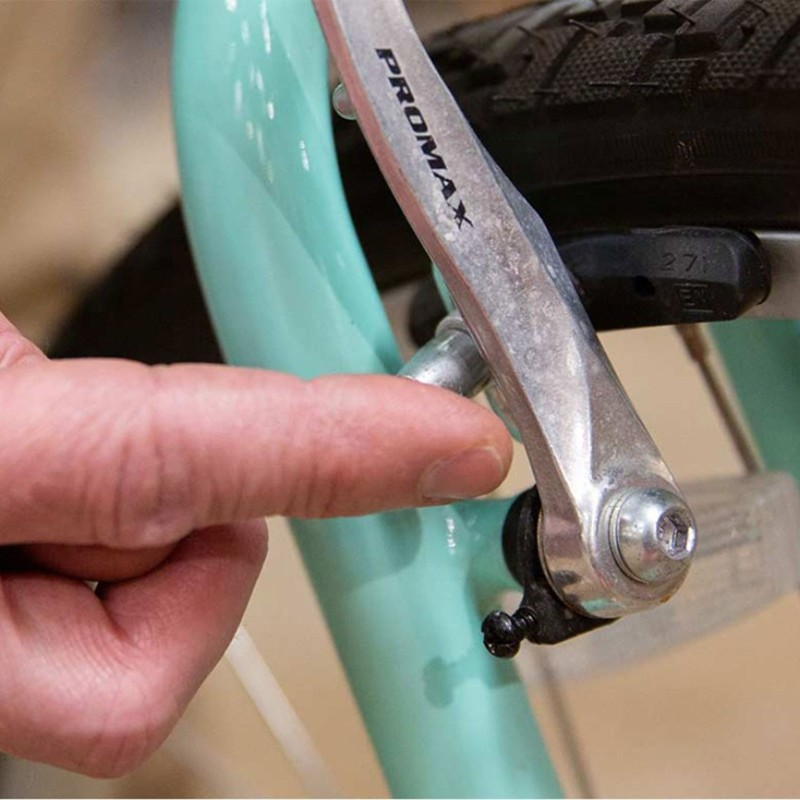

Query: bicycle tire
left=337, top=0, right=800, bottom=287
left=51, top=0, right=800, bottom=360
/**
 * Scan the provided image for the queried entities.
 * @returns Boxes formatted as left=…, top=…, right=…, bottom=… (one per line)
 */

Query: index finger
left=0, top=358, right=512, bottom=548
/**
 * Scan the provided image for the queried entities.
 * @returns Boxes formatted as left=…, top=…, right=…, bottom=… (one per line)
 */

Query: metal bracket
left=313, top=0, right=696, bottom=619
left=483, top=489, right=614, bottom=656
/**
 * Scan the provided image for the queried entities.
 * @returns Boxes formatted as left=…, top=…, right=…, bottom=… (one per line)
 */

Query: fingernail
left=420, top=446, right=506, bottom=501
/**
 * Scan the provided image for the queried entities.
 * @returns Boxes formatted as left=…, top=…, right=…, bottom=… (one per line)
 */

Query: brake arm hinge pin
left=399, top=313, right=489, bottom=397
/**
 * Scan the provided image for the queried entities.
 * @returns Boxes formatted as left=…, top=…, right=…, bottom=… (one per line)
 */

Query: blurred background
left=0, top=0, right=799, bottom=797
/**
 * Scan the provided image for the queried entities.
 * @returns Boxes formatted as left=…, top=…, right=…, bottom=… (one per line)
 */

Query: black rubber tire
left=434, top=0, right=800, bottom=228
left=50, top=0, right=800, bottom=361
left=49, top=205, right=223, bottom=364
left=337, top=0, right=800, bottom=287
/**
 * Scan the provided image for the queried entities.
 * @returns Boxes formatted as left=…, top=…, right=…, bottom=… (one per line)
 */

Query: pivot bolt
left=610, top=489, right=697, bottom=584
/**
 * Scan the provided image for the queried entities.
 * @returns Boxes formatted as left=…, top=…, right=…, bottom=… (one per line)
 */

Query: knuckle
left=283, top=380, right=363, bottom=518
left=286, top=453, right=355, bottom=519
left=98, top=369, right=195, bottom=547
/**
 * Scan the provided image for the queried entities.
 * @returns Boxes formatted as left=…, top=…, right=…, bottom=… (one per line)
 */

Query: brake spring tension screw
left=481, top=608, right=537, bottom=659
left=610, top=489, right=697, bottom=584
left=332, top=82, right=357, bottom=120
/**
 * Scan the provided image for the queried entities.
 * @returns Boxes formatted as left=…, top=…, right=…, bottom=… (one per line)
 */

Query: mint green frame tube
left=711, top=321, right=800, bottom=482
left=172, top=1, right=561, bottom=796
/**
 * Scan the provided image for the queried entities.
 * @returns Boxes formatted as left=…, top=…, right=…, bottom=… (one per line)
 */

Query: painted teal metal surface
left=711, top=320, right=800, bottom=482
left=172, top=0, right=562, bottom=796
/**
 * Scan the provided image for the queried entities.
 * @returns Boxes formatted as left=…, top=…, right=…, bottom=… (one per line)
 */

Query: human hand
left=0, top=313, right=512, bottom=776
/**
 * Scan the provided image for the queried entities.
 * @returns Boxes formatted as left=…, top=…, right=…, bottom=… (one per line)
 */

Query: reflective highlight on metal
left=609, top=489, right=697, bottom=584
left=313, top=0, right=694, bottom=618
left=400, top=313, right=489, bottom=397
left=331, top=82, right=357, bottom=120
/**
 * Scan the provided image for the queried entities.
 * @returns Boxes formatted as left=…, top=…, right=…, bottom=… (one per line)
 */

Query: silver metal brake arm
left=314, top=0, right=696, bottom=618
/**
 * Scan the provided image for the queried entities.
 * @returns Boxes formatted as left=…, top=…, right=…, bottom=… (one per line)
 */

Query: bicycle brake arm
left=313, top=0, right=696, bottom=618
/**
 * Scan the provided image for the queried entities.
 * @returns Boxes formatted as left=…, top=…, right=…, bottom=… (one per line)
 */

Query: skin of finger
left=0, top=359, right=512, bottom=549
left=20, top=542, right=178, bottom=582
left=0, top=312, right=46, bottom=368
left=0, top=318, right=164, bottom=581
left=0, top=520, right=267, bottom=777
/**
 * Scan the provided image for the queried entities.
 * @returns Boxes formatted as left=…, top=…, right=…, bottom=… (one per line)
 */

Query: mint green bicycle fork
left=173, top=1, right=800, bottom=796
left=173, top=1, right=559, bottom=795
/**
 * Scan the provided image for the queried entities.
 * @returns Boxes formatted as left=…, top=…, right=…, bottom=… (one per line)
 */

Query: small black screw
left=481, top=608, right=537, bottom=658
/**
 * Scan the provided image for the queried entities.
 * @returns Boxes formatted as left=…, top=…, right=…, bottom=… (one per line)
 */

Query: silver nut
left=610, top=489, right=697, bottom=584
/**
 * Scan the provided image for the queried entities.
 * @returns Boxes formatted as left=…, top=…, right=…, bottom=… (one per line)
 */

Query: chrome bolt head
left=610, top=489, right=697, bottom=584
left=332, top=83, right=357, bottom=120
